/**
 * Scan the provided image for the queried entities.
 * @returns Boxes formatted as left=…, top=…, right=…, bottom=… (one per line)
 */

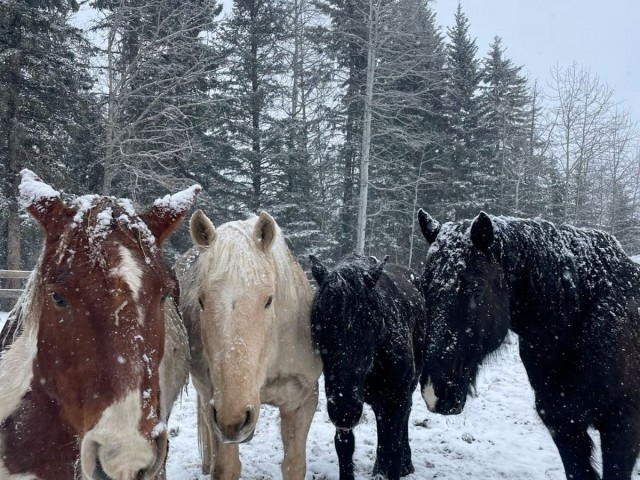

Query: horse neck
left=493, top=218, right=536, bottom=279
left=494, top=218, right=590, bottom=338
left=1, top=381, right=79, bottom=479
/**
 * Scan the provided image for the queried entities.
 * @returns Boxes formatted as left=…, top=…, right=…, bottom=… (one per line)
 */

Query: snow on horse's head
left=0, top=170, right=199, bottom=480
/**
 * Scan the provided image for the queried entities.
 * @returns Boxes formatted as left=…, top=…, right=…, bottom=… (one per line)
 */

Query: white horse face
left=190, top=210, right=278, bottom=443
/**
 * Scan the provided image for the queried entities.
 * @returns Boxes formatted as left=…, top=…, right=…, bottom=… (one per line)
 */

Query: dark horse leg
left=335, top=428, right=355, bottom=480
left=537, top=406, right=598, bottom=480
left=371, top=401, right=410, bottom=480
left=599, top=416, right=640, bottom=480
left=400, top=399, right=414, bottom=476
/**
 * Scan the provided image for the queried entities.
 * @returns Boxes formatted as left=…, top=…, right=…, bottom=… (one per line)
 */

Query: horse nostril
left=242, top=406, right=254, bottom=430
left=211, top=406, right=218, bottom=424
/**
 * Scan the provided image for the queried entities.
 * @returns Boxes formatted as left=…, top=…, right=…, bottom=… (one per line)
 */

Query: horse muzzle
left=210, top=403, right=258, bottom=444
left=81, top=428, right=167, bottom=480
left=327, top=398, right=363, bottom=430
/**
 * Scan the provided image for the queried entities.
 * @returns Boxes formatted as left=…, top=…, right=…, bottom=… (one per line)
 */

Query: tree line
left=1, top=0, right=639, bottom=278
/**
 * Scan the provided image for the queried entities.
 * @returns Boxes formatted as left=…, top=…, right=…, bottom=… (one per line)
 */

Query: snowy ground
left=1, top=312, right=637, bottom=479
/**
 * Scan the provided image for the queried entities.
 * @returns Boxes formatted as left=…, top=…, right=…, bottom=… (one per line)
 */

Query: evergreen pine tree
left=216, top=0, right=290, bottom=214
left=0, top=0, right=97, bottom=272
left=440, top=3, right=481, bottom=220
left=365, top=0, right=446, bottom=265
left=477, top=36, right=530, bottom=214
left=314, top=0, right=369, bottom=255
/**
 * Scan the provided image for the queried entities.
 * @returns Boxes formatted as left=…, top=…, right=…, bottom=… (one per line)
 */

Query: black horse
left=418, top=209, right=640, bottom=480
left=309, top=254, right=427, bottom=480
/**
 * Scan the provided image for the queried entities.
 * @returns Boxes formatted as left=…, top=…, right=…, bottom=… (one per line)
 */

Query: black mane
left=311, top=254, right=384, bottom=333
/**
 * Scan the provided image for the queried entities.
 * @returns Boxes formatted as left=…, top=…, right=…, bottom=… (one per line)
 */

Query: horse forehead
left=46, top=233, right=161, bottom=297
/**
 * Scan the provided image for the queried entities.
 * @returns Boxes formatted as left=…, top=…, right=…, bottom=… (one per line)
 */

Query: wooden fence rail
left=0, top=270, right=31, bottom=299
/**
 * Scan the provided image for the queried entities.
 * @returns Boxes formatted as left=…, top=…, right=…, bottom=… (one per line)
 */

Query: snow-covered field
left=0, top=313, right=636, bottom=479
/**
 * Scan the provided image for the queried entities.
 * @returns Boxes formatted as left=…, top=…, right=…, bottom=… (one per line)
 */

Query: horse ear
left=19, top=169, right=73, bottom=232
left=254, top=211, right=276, bottom=252
left=189, top=209, right=216, bottom=248
left=365, top=255, right=389, bottom=288
left=309, top=255, right=329, bottom=285
left=140, top=184, right=201, bottom=245
left=470, top=211, right=494, bottom=253
left=418, top=209, right=440, bottom=244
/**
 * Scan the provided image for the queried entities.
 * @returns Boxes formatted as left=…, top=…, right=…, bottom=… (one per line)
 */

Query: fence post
left=0, top=270, right=31, bottom=311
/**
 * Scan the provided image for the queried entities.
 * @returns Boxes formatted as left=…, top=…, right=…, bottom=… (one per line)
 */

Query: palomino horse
left=418, top=210, right=640, bottom=480
left=176, top=210, right=322, bottom=480
left=0, top=170, right=199, bottom=480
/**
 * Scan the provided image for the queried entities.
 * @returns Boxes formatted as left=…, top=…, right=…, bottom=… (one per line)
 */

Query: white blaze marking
left=422, top=378, right=438, bottom=412
left=111, top=246, right=144, bottom=325
left=114, top=246, right=143, bottom=301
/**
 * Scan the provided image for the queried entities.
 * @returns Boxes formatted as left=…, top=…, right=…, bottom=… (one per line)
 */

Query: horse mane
left=313, top=254, right=384, bottom=329
left=491, top=216, right=637, bottom=291
left=321, top=254, right=379, bottom=291
left=187, top=214, right=311, bottom=313
left=0, top=267, right=42, bottom=423
left=429, top=215, right=635, bottom=284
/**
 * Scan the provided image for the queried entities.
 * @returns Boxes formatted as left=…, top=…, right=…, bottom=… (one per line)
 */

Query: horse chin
left=435, top=401, right=465, bottom=415
left=434, top=390, right=467, bottom=415
left=422, top=377, right=467, bottom=415
left=327, top=401, right=363, bottom=430
left=216, top=428, right=256, bottom=445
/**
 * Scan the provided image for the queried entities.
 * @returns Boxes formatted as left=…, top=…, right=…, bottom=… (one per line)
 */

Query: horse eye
left=161, top=293, right=168, bottom=303
left=199, top=298, right=205, bottom=311
left=51, top=293, right=68, bottom=308
left=265, top=295, right=273, bottom=308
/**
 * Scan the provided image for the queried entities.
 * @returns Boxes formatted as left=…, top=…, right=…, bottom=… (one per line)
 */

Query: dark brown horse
left=0, top=170, right=199, bottom=480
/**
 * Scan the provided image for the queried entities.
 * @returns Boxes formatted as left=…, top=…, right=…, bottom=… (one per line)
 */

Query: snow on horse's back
left=0, top=170, right=199, bottom=479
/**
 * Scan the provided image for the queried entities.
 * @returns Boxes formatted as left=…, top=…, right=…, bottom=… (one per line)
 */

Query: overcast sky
left=432, top=0, right=640, bottom=116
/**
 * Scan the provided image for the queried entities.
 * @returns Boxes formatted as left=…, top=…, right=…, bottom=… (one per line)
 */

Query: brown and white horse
left=176, top=210, right=322, bottom=480
left=0, top=170, right=199, bottom=480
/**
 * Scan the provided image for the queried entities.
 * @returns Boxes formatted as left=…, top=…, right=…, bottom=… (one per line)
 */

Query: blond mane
left=181, top=215, right=311, bottom=323
left=0, top=265, right=42, bottom=423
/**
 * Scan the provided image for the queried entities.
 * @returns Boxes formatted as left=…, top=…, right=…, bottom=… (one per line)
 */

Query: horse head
left=309, top=254, right=388, bottom=430
left=188, top=210, right=280, bottom=444
left=418, top=210, right=509, bottom=415
left=13, top=170, right=199, bottom=479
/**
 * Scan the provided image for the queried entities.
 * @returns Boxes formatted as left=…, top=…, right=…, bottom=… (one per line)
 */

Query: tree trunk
left=3, top=10, right=23, bottom=284
left=355, top=0, right=377, bottom=254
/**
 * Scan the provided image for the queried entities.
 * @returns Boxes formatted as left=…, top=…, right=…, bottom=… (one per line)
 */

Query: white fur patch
left=422, top=378, right=438, bottom=412
left=81, top=390, right=154, bottom=480
left=113, top=246, right=143, bottom=301
left=111, top=246, right=144, bottom=324
left=0, top=326, right=37, bottom=423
